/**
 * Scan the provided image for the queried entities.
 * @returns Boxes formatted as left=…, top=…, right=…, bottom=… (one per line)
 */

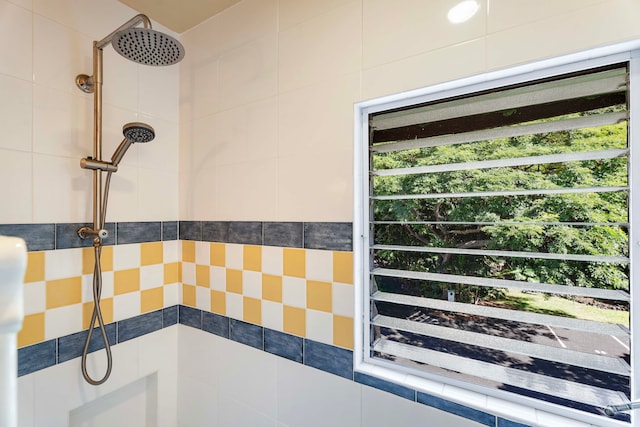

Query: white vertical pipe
left=0, top=236, right=27, bottom=427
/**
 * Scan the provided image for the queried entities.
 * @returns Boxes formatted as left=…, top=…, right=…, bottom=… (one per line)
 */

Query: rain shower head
left=111, top=122, right=155, bottom=167
left=112, top=28, right=184, bottom=66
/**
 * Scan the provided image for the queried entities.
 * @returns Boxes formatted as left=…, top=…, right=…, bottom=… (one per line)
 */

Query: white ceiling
left=118, top=0, right=242, bottom=33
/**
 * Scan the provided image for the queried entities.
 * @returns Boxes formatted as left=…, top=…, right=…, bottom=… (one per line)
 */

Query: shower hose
left=81, top=171, right=114, bottom=385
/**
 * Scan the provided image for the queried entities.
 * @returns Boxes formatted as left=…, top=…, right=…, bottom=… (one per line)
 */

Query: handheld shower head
left=111, top=122, right=155, bottom=167
left=112, top=28, right=185, bottom=66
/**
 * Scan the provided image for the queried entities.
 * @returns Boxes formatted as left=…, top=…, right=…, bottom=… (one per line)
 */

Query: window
left=354, top=44, right=640, bottom=426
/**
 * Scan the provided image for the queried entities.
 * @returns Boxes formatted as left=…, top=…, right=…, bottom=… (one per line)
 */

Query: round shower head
left=123, top=122, right=155, bottom=143
left=112, top=28, right=185, bottom=66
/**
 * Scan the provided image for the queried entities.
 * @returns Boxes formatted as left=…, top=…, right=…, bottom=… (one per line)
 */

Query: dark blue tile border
left=304, top=339, right=353, bottom=380
left=118, top=310, right=163, bottom=343
left=18, top=339, right=57, bottom=376
left=179, top=305, right=202, bottom=329
left=497, top=418, right=532, bottom=427
left=179, top=221, right=202, bottom=241
left=162, top=221, right=178, bottom=241
left=163, top=305, right=178, bottom=327
left=230, top=319, right=263, bottom=349
left=0, top=223, right=55, bottom=251
left=1, top=221, right=354, bottom=252
left=355, top=372, right=415, bottom=401
left=58, top=324, right=117, bottom=363
left=202, top=311, right=229, bottom=338
left=116, top=221, right=161, bottom=244
left=263, top=222, right=303, bottom=248
left=304, top=222, right=352, bottom=251
left=264, top=328, right=303, bottom=362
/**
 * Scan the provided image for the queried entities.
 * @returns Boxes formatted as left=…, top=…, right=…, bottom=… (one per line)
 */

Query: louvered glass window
left=360, top=63, right=632, bottom=420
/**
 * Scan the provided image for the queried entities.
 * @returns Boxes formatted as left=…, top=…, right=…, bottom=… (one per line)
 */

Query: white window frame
left=353, top=40, right=640, bottom=427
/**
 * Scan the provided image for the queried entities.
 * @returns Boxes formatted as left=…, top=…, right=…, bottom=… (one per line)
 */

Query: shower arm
left=78, top=14, right=152, bottom=241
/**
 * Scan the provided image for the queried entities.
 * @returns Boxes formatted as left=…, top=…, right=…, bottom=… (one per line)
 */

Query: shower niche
left=69, top=374, right=158, bottom=427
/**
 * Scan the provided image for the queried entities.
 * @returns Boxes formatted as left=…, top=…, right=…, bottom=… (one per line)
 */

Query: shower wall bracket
left=75, top=74, right=95, bottom=94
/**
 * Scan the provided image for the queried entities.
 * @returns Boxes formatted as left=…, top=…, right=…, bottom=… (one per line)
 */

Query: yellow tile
left=283, top=305, right=305, bottom=337
left=164, top=262, right=179, bottom=284
left=114, top=268, right=140, bottom=295
left=210, top=242, right=225, bottom=266
left=262, top=274, right=282, bottom=302
left=226, top=269, right=243, bottom=294
left=183, top=284, right=196, bottom=307
left=243, top=245, right=262, bottom=272
left=211, top=290, right=226, bottom=315
left=24, top=251, right=44, bottom=283
left=46, top=277, right=82, bottom=309
left=196, top=264, right=210, bottom=287
left=333, top=251, right=353, bottom=284
left=101, top=246, right=113, bottom=271
left=83, top=246, right=113, bottom=274
left=283, top=248, right=305, bottom=278
left=17, top=312, right=45, bottom=348
left=141, top=242, right=163, bottom=266
left=82, top=298, right=113, bottom=329
left=306, top=280, right=332, bottom=312
left=141, top=287, right=164, bottom=313
left=182, top=240, right=195, bottom=262
left=333, top=315, right=354, bottom=350
left=243, top=296, right=262, bottom=325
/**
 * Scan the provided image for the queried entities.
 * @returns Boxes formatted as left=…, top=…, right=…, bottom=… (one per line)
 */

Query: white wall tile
left=102, top=48, right=139, bottom=112
left=215, top=159, right=277, bottom=220
left=305, top=309, right=333, bottom=344
left=112, top=291, right=140, bottom=322
left=211, top=266, right=226, bottom=291
left=138, top=167, right=179, bottom=221
left=164, top=283, right=179, bottom=306
left=7, top=0, right=31, bottom=10
left=278, top=0, right=361, bottom=93
left=140, top=264, right=164, bottom=290
left=182, top=262, right=195, bottom=285
left=138, top=63, right=179, bottom=122
left=82, top=271, right=114, bottom=302
left=163, top=240, right=179, bottom=263
left=23, top=281, right=46, bottom=315
left=277, top=149, right=352, bottom=222
left=261, top=300, right=283, bottom=331
left=33, top=153, right=92, bottom=223
left=178, top=376, right=219, bottom=427
left=217, top=397, right=277, bottom=427
left=17, top=374, right=34, bottom=427
left=242, top=270, right=262, bottom=299
left=33, top=14, right=92, bottom=93
left=195, top=286, right=210, bottom=311
left=305, top=249, right=333, bottom=283
left=225, top=244, right=243, bottom=269
left=45, top=248, right=82, bottom=280
left=112, top=243, right=140, bottom=271
left=278, top=73, right=359, bottom=158
left=332, top=283, right=354, bottom=317
left=261, top=246, right=282, bottom=275
left=44, top=303, right=82, bottom=339
left=362, top=38, right=486, bottom=100
left=33, top=85, right=93, bottom=158
left=104, top=164, right=139, bottom=222
left=278, top=0, right=354, bottom=30
left=362, top=385, right=480, bottom=427
left=195, top=241, right=210, bottom=265
left=216, top=340, right=278, bottom=419
left=136, top=115, right=179, bottom=171
left=217, top=34, right=278, bottom=112
left=277, top=357, right=361, bottom=427
left=0, top=75, right=32, bottom=152
left=281, top=276, right=306, bottom=308
left=0, top=0, right=32, bottom=80
left=226, top=292, right=243, bottom=319
left=362, top=0, right=486, bottom=69
left=0, top=149, right=32, bottom=223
